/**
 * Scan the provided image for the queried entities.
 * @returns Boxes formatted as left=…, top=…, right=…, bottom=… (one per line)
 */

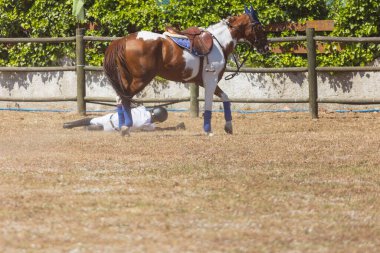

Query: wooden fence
left=1, top=28, right=380, bottom=118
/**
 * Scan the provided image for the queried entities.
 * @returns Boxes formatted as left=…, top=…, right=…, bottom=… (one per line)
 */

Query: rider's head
left=150, top=107, right=168, bottom=123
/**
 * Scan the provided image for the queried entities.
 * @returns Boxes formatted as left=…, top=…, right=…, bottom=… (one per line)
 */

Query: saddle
left=165, top=26, right=213, bottom=56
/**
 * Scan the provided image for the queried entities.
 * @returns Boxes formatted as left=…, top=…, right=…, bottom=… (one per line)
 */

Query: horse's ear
left=250, top=5, right=260, bottom=23
left=244, top=5, right=249, bottom=14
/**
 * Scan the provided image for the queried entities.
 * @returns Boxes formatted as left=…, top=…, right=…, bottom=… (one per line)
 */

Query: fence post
left=306, top=28, right=318, bottom=119
left=190, top=84, right=199, bottom=117
left=76, top=28, right=86, bottom=115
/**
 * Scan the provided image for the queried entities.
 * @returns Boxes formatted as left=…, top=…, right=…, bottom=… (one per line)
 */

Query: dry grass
left=0, top=110, right=379, bottom=252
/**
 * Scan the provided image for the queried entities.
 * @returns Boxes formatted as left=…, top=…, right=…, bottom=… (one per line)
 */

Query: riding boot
left=63, top=117, right=93, bottom=129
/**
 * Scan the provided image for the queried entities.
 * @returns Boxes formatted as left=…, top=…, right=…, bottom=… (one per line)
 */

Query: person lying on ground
left=63, top=105, right=185, bottom=132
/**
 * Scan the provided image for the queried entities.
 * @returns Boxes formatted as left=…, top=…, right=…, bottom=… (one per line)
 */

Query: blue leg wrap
left=117, top=105, right=125, bottom=129
left=122, top=105, right=133, bottom=127
left=223, top=101, right=232, bottom=122
left=203, top=110, right=212, bottom=132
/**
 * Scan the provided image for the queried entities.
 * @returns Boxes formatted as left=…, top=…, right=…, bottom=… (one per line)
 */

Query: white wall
left=1, top=59, right=379, bottom=112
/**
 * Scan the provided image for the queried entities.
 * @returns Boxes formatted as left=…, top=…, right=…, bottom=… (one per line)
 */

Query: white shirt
left=90, top=106, right=155, bottom=132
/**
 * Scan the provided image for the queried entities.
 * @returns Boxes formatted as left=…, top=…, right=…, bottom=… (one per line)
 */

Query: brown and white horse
left=103, top=6, right=269, bottom=136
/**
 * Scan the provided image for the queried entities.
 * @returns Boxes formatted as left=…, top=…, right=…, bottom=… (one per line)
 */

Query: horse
left=103, top=5, right=269, bottom=136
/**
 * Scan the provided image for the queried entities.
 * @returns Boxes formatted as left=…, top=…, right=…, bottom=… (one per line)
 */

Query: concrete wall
left=1, top=59, right=379, bottom=112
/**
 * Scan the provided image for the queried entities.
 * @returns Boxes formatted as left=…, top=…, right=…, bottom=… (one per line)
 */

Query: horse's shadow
left=86, top=71, right=110, bottom=88
left=320, top=72, right=357, bottom=93
left=245, top=71, right=355, bottom=94
left=246, top=72, right=306, bottom=96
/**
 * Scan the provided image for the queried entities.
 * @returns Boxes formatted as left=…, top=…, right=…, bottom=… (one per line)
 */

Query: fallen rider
left=63, top=105, right=185, bottom=132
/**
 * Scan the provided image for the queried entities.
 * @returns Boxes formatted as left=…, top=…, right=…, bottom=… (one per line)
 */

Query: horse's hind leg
left=115, top=93, right=133, bottom=137
left=215, top=85, right=233, bottom=134
left=120, top=98, right=133, bottom=137
left=119, top=78, right=151, bottom=137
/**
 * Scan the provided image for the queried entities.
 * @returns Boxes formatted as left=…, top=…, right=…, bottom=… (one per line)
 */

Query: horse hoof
left=120, top=126, right=130, bottom=137
left=205, top=132, right=214, bottom=137
left=224, top=127, right=233, bottom=134
left=224, top=122, right=233, bottom=134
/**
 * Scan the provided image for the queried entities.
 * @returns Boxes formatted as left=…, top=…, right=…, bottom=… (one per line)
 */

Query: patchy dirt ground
left=0, top=110, right=379, bottom=252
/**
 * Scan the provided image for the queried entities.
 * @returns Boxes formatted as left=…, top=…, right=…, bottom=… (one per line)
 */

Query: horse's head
left=227, top=6, right=269, bottom=54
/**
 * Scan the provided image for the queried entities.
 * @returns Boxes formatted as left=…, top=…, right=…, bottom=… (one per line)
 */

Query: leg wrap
left=117, top=105, right=125, bottom=129
left=223, top=101, right=232, bottom=122
left=122, top=105, right=133, bottom=127
left=203, top=110, right=212, bottom=133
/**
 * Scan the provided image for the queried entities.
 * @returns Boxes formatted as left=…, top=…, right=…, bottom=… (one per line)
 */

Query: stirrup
left=205, top=64, right=216, bottom=72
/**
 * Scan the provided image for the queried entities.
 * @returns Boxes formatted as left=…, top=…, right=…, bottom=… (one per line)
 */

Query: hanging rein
left=224, top=51, right=250, bottom=80
left=223, top=18, right=262, bottom=80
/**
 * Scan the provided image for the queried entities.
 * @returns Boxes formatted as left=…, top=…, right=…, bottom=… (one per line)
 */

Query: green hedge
left=0, top=0, right=379, bottom=68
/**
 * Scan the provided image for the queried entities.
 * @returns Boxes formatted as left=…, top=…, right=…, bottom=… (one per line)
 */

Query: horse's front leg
left=203, top=77, right=218, bottom=135
left=214, top=86, right=233, bottom=134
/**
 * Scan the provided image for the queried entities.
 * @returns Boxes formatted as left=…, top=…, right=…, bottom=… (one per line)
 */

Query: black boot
left=63, top=118, right=93, bottom=129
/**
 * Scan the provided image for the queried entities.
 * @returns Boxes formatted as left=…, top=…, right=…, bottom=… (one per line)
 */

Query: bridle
left=225, top=15, right=264, bottom=48
left=223, top=15, right=265, bottom=80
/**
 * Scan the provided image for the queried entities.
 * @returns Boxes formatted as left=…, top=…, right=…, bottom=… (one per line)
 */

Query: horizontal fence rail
left=83, top=36, right=120, bottom=42
left=0, top=97, right=77, bottom=102
left=315, top=36, right=380, bottom=43
left=1, top=28, right=380, bottom=117
left=318, top=98, right=380, bottom=104
left=0, top=66, right=76, bottom=72
left=0, top=37, right=75, bottom=43
left=199, top=98, right=309, bottom=103
left=316, top=66, right=380, bottom=72
left=225, top=67, right=308, bottom=73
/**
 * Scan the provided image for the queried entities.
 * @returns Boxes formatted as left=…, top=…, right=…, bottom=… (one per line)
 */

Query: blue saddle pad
left=169, top=37, right=204, bottom=56
left=171, top=37, right=191, bottom=50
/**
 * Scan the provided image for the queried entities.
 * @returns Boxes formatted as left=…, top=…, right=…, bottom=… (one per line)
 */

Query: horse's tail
left=103, top=38, right=132, bottom=102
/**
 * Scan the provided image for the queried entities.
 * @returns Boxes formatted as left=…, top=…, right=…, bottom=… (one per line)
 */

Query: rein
left=224, top=51, right=250, bottom=80
left=222, top=17, right=261, bottom=80
left=210, top=32, right=249, bottom=81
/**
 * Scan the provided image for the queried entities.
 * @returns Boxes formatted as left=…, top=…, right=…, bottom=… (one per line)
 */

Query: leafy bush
left=0, top=0, right=77, bottom=66
left=0, top=0, right=379, bottom=68
left=318, top=0, right=380, bottom=66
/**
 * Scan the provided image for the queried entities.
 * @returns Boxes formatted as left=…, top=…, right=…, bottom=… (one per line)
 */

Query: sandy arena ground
left=0, top=109, right=379, bottom=252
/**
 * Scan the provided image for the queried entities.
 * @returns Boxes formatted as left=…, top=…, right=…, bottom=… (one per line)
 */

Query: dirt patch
left=0, top=110, right=379, bottom=252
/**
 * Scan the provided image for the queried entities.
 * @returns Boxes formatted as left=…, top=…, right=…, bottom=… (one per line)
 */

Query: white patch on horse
left=181, top=21, right=233, bottom=83
left=198, top=21, right=234, bottom=112
left=136, top=31, right=165, bottom=41
left=180, top=21, right=234, bottom=82
left=182, top=51, right=200, bottom=81
left=207, top=21, right=237, bottom=49
left=203, top=74, right=219, bottom=111
left=220, top=92, right=229, bottom=102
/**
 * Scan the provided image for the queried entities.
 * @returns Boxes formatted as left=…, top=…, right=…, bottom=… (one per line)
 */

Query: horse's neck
left=207, top=21, right=236, bottom=57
